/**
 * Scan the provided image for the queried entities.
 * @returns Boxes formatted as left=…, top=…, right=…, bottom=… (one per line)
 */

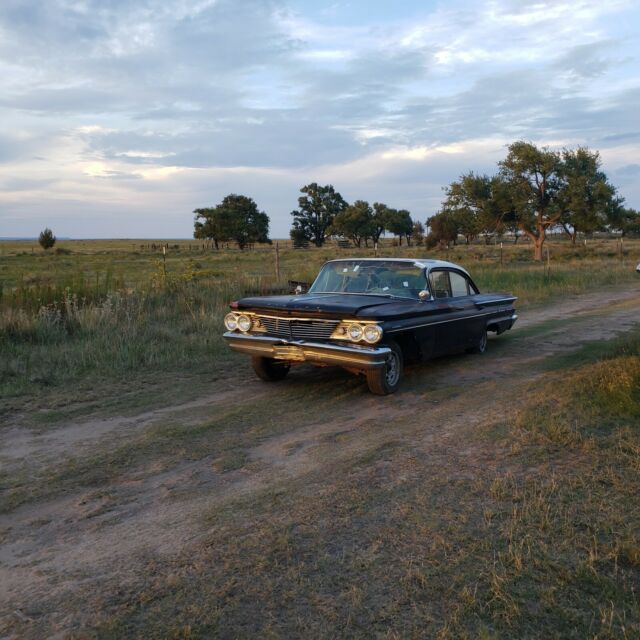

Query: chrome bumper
left=223, top=332, right=391, bottom=370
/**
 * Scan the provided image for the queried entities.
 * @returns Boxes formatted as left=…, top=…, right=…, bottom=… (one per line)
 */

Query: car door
left=427, top=269, right=456, bottom=354
left=428, top=269, right=478, bottom=353
left=447, top=270, right=483, bottom=350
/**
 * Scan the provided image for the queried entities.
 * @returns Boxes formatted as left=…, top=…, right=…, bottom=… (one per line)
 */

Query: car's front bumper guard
left=223, top=332, right=391, bottom=370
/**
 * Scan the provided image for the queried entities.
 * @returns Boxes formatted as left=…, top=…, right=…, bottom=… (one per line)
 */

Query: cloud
left=553, top=40, right=621, bottom=80
left=0, top=0, right=638, bottom=238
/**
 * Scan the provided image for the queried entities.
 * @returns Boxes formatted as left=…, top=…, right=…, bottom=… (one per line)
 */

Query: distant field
left=1, top=234, right=638, bottom=295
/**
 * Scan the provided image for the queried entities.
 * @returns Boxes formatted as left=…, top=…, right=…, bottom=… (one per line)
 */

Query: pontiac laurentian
left=223, top=259, right=517, bottom=394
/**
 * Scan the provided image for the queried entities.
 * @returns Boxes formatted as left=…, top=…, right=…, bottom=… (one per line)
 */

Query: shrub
left=38, top=228, right=56, bottom=250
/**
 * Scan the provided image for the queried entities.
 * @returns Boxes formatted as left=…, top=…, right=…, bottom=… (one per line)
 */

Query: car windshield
left=308, top=260, right=427, bottom=299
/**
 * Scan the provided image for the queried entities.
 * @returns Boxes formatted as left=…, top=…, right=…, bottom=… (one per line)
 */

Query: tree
left=289, top=226, right=308, bottom=246
left=620, top=208, right=640, bottom=237
left=290, top=183, right=348, bottom=247
left=371, top=203, right=392, bottom=244
left=499, top=141, right=563, bottom=261
left=330, top=200, right=375, bottom=247
left=557, top=147, right=615, bottom=244
left=412, top=221, right=425, bottom=246
left=489, top=176, right=520, bottom=243
left=440, top=173, right=490, bottom=244
left=193, top=194, right=270, bottom=250
left=608, top=205, right=640, bottom=237
left=426, top=212, right=458, bottom=248
left=385, top=208, right=414, bottom=246
left=194, top=207, right=228, bottom=249
left=38, top=228, right=56, bottom=250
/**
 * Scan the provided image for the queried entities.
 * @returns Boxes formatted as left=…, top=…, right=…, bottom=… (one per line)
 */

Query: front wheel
left=366, top=340, right=403, bottom=395
left=251, top=356, right=290, bottom=382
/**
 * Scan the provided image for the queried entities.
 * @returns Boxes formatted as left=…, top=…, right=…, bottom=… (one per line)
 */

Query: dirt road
left=1, top=284, right=638, bottom=638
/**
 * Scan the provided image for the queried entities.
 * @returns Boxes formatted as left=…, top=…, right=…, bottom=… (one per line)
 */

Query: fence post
left=275, top=241, right=281, bottom=282
left=619, top=237, right=623, bottom=262
left=546, top=246, right=550, bottom=276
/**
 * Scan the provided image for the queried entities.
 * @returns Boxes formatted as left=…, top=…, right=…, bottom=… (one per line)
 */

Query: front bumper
left=223, top=332, right=391, bottom=370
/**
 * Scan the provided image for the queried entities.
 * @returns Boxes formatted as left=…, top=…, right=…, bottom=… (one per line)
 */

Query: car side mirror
left=295, top=285, right=303, bottom=295
left=418, top=290, right=431, bottom=300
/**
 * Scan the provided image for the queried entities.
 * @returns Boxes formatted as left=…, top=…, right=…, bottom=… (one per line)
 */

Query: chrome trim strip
left=475, top=298, right=518, bottom=306
left=476, top=298, right=517, bottom=305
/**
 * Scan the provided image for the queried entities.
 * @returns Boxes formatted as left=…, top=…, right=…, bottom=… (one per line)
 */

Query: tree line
left=193, top=141, right=639, bottom=260
left=289, top=183, right=418, bottom=247
left=428, top=141, right=639, bottom=260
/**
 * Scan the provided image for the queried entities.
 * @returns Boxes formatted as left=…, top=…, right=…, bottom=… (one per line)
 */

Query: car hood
left=235, top=293, right=405, bottom=317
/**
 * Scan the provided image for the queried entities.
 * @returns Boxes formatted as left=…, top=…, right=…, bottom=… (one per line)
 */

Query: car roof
left=324, top=257, right=471, bottom=276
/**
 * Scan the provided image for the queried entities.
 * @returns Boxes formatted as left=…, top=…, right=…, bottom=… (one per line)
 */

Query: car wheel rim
left=479, top=332, right=487, bottom=352
left=385, top=352, right=400, bottom=386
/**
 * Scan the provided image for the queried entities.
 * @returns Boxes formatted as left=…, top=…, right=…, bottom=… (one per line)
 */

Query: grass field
left=1, top=236, right=638, bottom=406
left=1, top=237, right=639, bottom=638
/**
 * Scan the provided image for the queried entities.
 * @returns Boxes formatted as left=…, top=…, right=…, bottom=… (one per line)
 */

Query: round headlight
left=348, top=323, right=363, bottom=341
left=224, top=313, right=238, bottom=331
left=363, top=324, right=383, bottom=344
left=237, top=314, right=252, bottom=332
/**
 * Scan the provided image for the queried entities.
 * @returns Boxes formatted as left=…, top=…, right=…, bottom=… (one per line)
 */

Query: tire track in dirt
left=0, top=285, right=638, bottom=637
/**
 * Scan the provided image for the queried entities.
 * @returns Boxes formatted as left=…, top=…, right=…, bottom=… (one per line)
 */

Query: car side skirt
left=224, top=332, right=391, bottom=370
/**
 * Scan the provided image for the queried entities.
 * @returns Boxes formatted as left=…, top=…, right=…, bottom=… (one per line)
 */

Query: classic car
left=223, top=258, right=517, bottom=395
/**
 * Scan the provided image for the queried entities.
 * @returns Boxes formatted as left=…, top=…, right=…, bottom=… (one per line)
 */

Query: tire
left=467, top=329, right=488, bottom=354
left=366, top=339, right=403, bottom=395
left=251, top=356, right=290, bottom=382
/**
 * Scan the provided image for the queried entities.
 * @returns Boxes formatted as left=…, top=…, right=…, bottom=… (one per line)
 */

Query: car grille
left=257, top=316, right=339, bottom=341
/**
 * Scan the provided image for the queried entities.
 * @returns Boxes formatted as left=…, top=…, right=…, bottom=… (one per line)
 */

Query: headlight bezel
left=224, top=312, right=239, bottom=331
left=237, top=314, right=252, bottom=332
left=363, top=324, right=383, bottom=344
left=331, top=321, right=383, bottom=344
left=348, top=323, right=364, bottom=341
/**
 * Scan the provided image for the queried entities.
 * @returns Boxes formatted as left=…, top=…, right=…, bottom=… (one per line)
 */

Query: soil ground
left=1, top=284, right=639, bottom=638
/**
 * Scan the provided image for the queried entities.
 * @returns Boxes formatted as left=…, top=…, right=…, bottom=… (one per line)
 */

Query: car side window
left=450, top=271, right=470, bottom=297
left=429, top=270, right=451, bottom=298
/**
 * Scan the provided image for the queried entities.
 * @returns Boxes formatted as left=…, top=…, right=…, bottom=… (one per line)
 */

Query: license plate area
left=273, top=345, right=305, bottom=361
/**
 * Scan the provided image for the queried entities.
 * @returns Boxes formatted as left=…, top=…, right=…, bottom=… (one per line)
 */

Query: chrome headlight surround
left=348, top=323, right=364, bottom=341
left=363, top=324, right=383, bottom=344
left=331, top=321, right=383, bottom=344
left=237, top=314, right=252, bottom=332
left=224, top=312, right=239, bottom=331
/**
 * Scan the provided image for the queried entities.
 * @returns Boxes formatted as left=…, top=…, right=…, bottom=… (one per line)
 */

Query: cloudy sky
left=1, top=0, right=639, bottom=238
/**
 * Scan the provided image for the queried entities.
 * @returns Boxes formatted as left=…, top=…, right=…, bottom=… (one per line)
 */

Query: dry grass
left=33, top=330, right=635, bottom=639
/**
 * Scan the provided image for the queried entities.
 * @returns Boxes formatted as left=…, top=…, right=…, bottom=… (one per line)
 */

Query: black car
left=223, top=258, right=517, bottom=394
